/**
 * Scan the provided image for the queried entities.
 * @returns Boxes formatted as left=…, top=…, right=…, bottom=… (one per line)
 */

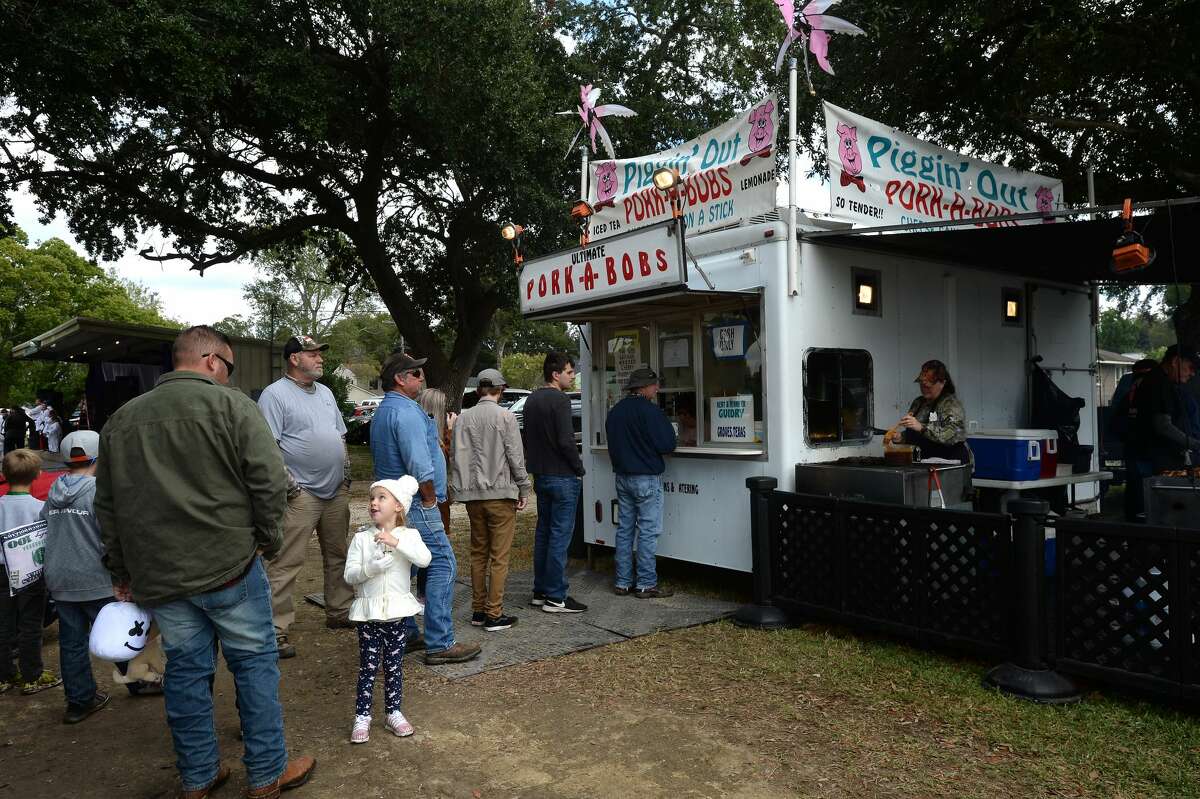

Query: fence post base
left=732, top=604, right=789, bottom=630
left=982, top=663, right=1081, bottom=704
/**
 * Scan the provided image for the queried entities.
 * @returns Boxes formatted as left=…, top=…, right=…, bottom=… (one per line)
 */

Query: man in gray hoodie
left=42, top=430, right=157, bottom=724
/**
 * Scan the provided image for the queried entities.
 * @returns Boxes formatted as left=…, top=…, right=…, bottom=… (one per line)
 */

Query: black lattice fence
left=769, top=490, right=1011, bottom=658
left=1055, top=519, right=1200, bottom=699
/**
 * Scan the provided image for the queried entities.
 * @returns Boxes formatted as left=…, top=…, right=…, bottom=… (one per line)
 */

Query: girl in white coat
left=344, top=475, right=432, bottom=744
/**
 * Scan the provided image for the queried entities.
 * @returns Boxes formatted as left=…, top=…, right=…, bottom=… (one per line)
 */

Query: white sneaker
left=385, top=711, right=414, bottom=737
left=350, top=714, right=371, bottom=744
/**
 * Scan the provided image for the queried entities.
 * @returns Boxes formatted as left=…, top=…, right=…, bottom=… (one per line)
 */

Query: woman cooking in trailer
left=890, top=359, right=973, bottom=467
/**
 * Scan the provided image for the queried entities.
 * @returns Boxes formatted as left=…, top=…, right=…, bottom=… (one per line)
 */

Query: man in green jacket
left=95, top=326, right=315, bottom=799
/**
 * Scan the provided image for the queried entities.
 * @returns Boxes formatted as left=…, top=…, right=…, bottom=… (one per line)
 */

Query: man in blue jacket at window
left=605, top=368, right=677, bottom=598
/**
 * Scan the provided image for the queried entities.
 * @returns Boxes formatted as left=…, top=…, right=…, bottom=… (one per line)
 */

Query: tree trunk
left=351, top=226, right=501, bottom=412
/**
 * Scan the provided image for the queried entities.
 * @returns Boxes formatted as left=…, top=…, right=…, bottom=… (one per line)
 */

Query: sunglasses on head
left=202, top=352, right=236, bottom=378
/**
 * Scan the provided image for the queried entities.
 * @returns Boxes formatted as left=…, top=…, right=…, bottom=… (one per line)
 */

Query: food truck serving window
left=804, top=349, right=873, bottom=446
left=593, top=300, right=764, bottom=452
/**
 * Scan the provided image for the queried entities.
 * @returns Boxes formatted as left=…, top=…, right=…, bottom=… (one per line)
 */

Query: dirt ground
left=4, top=486, right=1198, bottom=798
left=1, top=493, right=789, bottom=799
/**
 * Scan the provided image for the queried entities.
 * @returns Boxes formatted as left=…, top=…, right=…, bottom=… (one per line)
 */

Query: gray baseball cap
left=477, top=368, right=508, bottom=388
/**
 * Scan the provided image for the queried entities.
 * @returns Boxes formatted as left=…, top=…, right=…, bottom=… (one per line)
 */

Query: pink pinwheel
left=773, top=0, right=864, bottom=81
left=556, top=84, right=637, bottom=159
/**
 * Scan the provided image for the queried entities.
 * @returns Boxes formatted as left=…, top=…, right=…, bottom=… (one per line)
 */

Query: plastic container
left=1039, top=431, right=1059, bottom=478
left=968, top=429, right=1044, bottom=481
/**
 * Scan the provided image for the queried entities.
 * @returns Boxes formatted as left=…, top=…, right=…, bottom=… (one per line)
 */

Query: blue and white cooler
left=967, top=429, right=1053, bottom=481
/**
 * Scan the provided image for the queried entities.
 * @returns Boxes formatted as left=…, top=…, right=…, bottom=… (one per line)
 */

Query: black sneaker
left=613, top=586, right=631, bottom=596
left=483, top=614, right=517, bottom=631
left=542, top=596, right=587, bottom=613
left=63, top=691, right=110, bottom=724
left=529, top=592, right=547, bottom=607
left=470, top=611, right=486, bottom=626
left=634, top=585, right=675, bottom=599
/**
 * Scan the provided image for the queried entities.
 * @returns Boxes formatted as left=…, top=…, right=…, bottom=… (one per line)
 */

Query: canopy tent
left=802, top=198, right=1200, bottom=285
left=11, top=317, right=281, bottom=429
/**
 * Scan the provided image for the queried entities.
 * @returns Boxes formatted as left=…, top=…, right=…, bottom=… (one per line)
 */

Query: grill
left=795, top=458, right=971, bottom=508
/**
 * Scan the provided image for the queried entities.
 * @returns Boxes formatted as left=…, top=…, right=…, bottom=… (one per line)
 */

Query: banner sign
left=2, top=520, right=47, bottom=595
left=586, top=96, right=780, bottom=242
left=519, top=219, right=686, bottom=316
left=823, top=101, right=1064, bottom=228
left=710, top=395, right=755, bottom=443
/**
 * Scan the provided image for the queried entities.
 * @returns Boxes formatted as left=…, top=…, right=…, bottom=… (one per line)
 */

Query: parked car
left=511, top=391, right=582, bottom=447
left=461, top=386, right=531, bottom=410
left=353, top=398, right=381, bottom=417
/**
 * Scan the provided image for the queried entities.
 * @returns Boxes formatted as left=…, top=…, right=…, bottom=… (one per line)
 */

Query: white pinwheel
left=556, top=84, right=637, bottom=159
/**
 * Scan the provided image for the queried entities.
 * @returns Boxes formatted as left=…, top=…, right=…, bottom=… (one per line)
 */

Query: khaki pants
left=466, top=499, right=518, bottom=618
left=268, top=485, right=352, bottom=632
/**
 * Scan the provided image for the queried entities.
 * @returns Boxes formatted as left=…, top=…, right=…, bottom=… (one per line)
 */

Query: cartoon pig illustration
left=747, top=100, right=775, bottom=154
left=1035, top=185, right=1056, bottom=222
left=595, top=161, right=618, bottom=208
left=836, top=121, right=865, bottom=192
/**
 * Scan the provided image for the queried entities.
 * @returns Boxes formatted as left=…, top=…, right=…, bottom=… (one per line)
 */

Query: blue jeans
left=151, top=558, right=286, bottom=792
left=402, top=503, right=458, bottom=653
left=614, top=474, right=665, bottom=590
left=56, top=597, right=114, bottom=706
left=533, top=475, right=581, bottom=601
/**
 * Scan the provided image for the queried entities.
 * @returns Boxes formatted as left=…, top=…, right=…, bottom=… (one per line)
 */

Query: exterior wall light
left=500, top=222, right=526, bottom=265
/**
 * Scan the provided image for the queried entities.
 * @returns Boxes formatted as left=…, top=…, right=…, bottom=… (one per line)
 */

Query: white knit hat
left=370, top=475, right=421, bottom=514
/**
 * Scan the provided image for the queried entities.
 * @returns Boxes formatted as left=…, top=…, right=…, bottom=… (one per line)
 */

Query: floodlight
left=652, top=167, right=681, bottom=191
left=500, top=222, right=525, bottom=241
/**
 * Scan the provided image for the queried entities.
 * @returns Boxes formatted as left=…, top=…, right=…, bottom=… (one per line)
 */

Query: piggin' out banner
left=824, top=101, right=1063, bottom=228
left=585, top=96, right=780, bottom=242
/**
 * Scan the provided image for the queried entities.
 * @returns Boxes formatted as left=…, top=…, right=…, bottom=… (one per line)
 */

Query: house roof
left=1097, top=349, right=1137, bottom=364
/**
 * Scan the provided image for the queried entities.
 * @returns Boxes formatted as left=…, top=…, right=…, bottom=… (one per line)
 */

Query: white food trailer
left=519, top=209, right=1102, bottom=573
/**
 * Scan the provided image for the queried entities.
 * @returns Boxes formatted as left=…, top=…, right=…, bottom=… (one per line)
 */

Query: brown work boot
left=325, top=616, right=353, bottom=630
left=244, top=757, right=316, bottom=798
left=423, top=642, right=481, bottom=665
left=180, top=765, right=230, bottom=799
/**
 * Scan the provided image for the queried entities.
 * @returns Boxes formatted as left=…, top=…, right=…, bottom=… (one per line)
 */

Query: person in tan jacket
left=448, top=369, right=531, bottom=631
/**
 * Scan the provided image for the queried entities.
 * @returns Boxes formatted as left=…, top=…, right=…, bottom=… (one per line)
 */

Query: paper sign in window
left=710, top=395, right=755, bottom=442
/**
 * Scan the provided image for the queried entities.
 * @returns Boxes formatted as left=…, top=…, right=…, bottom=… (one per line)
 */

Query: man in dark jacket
left=522, top=352, right=587, bottom=613
left=1132, top=344, right=1200, bottom=477
left=95, top=326, right=315, bottom=799
left=605, top=368, right=677, bottom=599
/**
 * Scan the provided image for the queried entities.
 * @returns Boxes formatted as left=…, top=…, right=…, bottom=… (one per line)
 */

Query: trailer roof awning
left=522, top=287, right=760, bottom=323
left=802, top=197, right=1200, bottom=285
left=11, top=317, right=268, bottom=365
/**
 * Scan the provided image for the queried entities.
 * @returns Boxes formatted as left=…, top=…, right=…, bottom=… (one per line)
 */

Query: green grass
left=585, top=622, right=1200, bottom=797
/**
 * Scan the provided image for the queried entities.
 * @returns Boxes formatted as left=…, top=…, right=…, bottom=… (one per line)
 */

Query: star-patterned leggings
left=355, top=620, right=409, bottom=717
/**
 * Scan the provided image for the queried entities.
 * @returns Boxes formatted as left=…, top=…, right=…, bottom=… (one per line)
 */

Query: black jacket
left=522, top=387, right=584, bottom=477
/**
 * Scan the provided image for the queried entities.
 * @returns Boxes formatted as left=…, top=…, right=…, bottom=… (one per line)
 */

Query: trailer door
left=1028, top=284, right=1099, bottom=498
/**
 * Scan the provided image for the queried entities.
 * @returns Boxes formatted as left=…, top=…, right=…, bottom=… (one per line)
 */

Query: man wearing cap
left=449, top=368, right=531, bottom=631
left=605, top=368, right=677, bottom=599
left=1132, top=344, right=1200, bottom=479
left=257, top=335, right=354, bottom=657
left=372, top=353, right=480, bottom=664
